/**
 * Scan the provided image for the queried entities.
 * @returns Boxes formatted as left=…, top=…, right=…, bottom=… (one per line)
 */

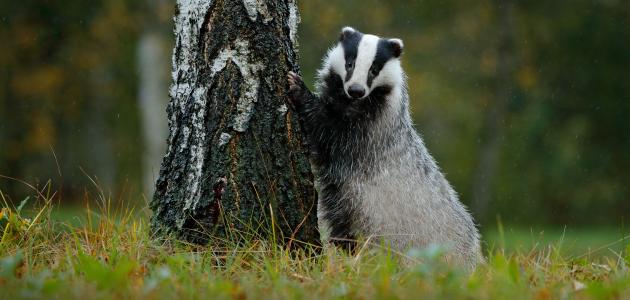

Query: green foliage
left=0, top=250, right=24, bottom=280
left=75, top=253, right=137, bottom=289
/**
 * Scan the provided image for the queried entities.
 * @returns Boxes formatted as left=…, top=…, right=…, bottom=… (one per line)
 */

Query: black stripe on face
left=340, top=30, right=363, bottom=82
left=367, top=39, right=396, bottom=88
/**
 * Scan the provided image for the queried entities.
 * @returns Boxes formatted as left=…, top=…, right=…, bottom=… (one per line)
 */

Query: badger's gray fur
left=287, top=27, right=482, bottom=269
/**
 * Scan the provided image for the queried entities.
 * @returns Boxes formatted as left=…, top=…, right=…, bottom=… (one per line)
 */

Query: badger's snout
left=347, top=84, right=366, bottom=99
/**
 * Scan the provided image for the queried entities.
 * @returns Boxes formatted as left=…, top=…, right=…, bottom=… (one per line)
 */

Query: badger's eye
left=345, top=61, right=354, bottom=69
left=369, top=67, right=378, bottom=77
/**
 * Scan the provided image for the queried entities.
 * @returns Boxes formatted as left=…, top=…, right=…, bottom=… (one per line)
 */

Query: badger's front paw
left=287, top=71, right=306, bottom=108
left=287, top=71, right=303, bottom=91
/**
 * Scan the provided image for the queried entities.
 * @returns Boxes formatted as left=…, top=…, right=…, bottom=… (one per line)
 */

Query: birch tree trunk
left=150, top=0, right=319, bottom=246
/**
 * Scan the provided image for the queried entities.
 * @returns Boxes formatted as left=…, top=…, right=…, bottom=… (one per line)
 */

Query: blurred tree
left=150, top=0, right=319, bottom=245
left=137, top=0, right=171, bottom=199
left=471, top=0, right=516, bottom=221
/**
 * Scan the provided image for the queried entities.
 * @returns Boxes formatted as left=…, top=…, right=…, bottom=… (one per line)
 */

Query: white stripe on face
left=344, top=34, right=379, bottom=98
left=325, top=45, right=346, bottom=81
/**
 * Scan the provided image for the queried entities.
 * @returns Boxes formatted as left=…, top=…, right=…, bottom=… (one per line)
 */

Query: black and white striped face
left=322, top=27, right=404, bottom=100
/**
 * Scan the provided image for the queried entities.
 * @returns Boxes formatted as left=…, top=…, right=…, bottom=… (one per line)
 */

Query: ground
left=0, top=197, right=629, bottom=299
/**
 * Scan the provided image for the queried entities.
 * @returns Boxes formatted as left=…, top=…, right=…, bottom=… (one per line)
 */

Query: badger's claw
left=287, top=71, right=300, bottom=87
left=287, top=71, right=306, bottom=108
left=287, top=71, right=304, bottom=92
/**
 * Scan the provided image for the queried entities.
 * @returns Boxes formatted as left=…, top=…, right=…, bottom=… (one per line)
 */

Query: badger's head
left=319, top=27, right=404, bottom=101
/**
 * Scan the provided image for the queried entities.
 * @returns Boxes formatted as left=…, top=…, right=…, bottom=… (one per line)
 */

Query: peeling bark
left=150, top=0, right=319, bottom=246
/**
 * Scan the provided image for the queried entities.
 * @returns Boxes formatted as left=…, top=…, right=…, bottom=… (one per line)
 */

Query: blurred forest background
left=0, top=0, right=628, bottom=230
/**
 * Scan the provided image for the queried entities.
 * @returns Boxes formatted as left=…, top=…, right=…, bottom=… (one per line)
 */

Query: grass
left=483, top=226, right=628, bottom=258
left=1, top=190, right=629, bottom=299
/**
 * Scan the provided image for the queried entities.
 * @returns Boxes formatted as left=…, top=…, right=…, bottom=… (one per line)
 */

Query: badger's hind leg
left=318, top=184, right=360, bottom=253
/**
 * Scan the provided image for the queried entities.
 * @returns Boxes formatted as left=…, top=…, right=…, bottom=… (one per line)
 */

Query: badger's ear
left=389, top=38, right=404, bottom=57
left=339, top=26, right=356, bottom=41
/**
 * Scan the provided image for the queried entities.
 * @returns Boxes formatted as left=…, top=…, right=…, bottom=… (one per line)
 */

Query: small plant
left=0, top=197, right=32, bottom=247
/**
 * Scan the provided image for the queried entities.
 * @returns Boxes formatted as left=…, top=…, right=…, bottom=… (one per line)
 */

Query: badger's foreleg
left=287, top=71, right=317, bottom=114
left=287, top=72, right=322, bottom=142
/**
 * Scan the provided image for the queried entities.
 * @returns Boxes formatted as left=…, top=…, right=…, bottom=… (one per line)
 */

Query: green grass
left=1, top=194, right=629, bottom=299
left=483, top=226, right=628, bottom=258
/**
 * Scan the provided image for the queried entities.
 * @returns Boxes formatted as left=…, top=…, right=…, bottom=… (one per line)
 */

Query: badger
left=286, top=27, right=483, bottom=269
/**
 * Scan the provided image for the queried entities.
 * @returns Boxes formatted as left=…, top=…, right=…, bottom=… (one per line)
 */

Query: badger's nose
left=347, top=84, right=365, bottom=99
